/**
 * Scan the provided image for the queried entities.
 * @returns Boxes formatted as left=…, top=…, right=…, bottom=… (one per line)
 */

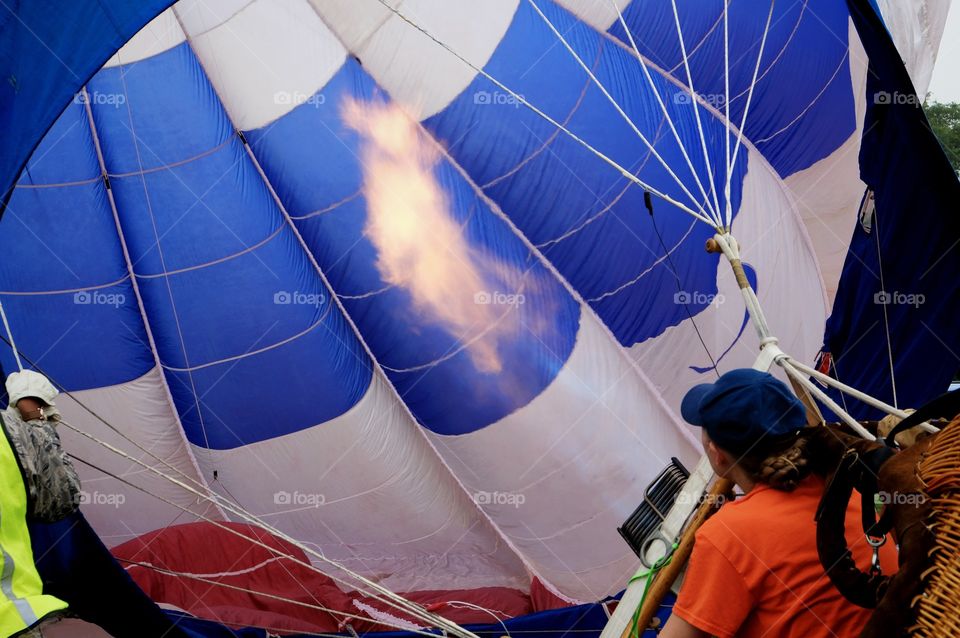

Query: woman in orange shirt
left=661, top=368, right=897, bottom=638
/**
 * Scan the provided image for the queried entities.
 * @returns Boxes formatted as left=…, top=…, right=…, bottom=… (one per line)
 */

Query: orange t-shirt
left=673, top=475, right=898, bottom=638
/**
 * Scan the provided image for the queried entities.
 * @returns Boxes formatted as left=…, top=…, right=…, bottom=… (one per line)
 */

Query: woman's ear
left=705, top=439, right=731, bottom=477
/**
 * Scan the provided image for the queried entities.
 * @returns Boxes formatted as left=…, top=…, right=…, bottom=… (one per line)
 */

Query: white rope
left=372, top=0, right=718, bottom=228
left=669, top=0, right=723, bottom=223
left=60, top=420, right=478, bottom=638
left=445, top=601, right=512, bottom=638
left=526, top=0, right=716, bottom=224
left=606, top=0, right=723, bottom=226
left=725, top=0, right=776, bottom=227
left=722, top=0, right=733, bottom=229
left=874, top=212, right=899, bottom=408
left=0, top=299, right=22, bottom=371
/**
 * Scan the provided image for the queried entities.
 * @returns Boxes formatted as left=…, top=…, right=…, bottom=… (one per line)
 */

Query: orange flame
left=343, top=98, right=520, bottom=374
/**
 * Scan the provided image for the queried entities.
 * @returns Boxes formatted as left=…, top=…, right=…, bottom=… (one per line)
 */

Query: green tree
left=924, top=101, right=960, bottom=174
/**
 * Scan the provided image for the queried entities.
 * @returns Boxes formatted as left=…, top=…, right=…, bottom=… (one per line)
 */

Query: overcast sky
left=929, top=2, right=960, bottom=102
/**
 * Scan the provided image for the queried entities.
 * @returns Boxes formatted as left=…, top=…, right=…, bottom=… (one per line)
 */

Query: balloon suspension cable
left=669, top=0, right=723, bottom=221
left=372, top=0, right=720, bottom=230
left=724, top=0, right=776, bottom=228
left=606, top=0, right=721, bottom=226
left=526, top=0, right=718, bottom=224
left=0, top=298, right=23, bottom=371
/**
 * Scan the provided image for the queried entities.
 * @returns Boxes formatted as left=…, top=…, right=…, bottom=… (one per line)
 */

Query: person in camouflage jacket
left=2, top=370, right=80, bottom=524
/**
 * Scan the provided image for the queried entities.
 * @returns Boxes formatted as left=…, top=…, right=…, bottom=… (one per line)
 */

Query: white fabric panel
left=430, top=309, right=700, bottom=602
left=171, top=0, right=253, bottom=34
left=104, top=9, right=185, bottom=68
left=782, top=20, right=869, bottom=305
left=631, top=145, right=828, bottom=414
left=553, top=0, right=634, bottom=32
left=56, top=367, right=220, bottom=546
left=176, top=0, right=347, bottom=130
left=193, top=372, right=530, bottom=593
left=878, top=0, right=952, bottom=96
left=310, top=0, right=520, bottom=120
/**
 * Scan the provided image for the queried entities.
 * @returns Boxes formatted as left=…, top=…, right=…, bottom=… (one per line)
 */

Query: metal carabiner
left=866, top=534, right=886, bottom=576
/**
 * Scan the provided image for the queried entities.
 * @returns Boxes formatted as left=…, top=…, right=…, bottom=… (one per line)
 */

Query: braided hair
left=734, top=429, right=815, bottom=492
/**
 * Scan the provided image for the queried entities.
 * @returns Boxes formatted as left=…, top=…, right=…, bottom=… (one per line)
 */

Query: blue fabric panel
left=80, top=45, right=371, bottom=448
left=425, top=0, right=746, bottom=348
left=86, top=43, right=230, bottom=175
left=331, top=592, right=675, bottom=638
left=0, top=0, right=173, bottom=208
left=246, top=59, right=580, bottom=435
left=30, top=511, right=192, bottom=638
left=822, top=0, right=960, bottom=417
left=608, top=0, right=856, bottom=177
left=0, top=103, right=153, bottom=389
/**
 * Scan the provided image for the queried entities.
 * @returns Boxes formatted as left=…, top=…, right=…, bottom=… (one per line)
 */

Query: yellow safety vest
left=0, top=416, right=67, bottom=636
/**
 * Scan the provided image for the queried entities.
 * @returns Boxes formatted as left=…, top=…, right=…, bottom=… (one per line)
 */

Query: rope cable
left=874, top=209, right=899, bottom=408
left=526, top=0, right=716, bottom=224
left=722, top=0, right=733, bottom=229
left=646, top=196, right=720, bottom=378
left=669, top=0, right=723, bottom=223
left=0, top=298, right=22, bottom=371
left=606, top=0, right=720, bottom=227
left=725, top=0, right=776, bottom=227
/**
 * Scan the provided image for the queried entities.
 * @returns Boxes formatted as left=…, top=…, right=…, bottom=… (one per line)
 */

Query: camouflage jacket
left=0, top=408, right=81, bottom=522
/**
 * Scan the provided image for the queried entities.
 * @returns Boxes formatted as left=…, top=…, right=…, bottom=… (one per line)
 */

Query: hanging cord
left=645, top=192, right=720, bottom=378
left=724, top=0, right=776, bottom=228
left=668, top=0, right=723, bottom=220
left=606, top=0, right=720, bottom=227
left=0, top=298, right=23, bottom=371
left=626, top=542, right=679, bottom=638
left=873, top=209, right=898, bottom=408
left=442, top=601, right=512, bottom=638
left=525, top=0, right=718, bottom=225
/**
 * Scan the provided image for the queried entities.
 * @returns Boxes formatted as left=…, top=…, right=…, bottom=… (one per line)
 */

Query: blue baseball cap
left=680, top=368, right=807, bottom=455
